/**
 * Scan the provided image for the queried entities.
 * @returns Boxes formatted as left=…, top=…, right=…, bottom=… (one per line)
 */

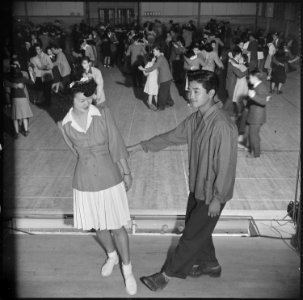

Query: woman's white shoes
left=122, top=263, right=137, bottom=295
left=101, top=254, right=119, bottom=277
left=101, top=255, right=137, bottom=295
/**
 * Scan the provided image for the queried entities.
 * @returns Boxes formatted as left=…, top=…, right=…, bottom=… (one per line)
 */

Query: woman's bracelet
left=124, top=172, right=131, bottom=176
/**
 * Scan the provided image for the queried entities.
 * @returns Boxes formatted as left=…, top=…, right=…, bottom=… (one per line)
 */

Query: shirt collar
left=62, top=104, right=101, bottom=133
left=253, top=81, right=262, bottom=88
left=198, top=101, right=222, bottom=120
left=84, top=66, right=93, bottom=74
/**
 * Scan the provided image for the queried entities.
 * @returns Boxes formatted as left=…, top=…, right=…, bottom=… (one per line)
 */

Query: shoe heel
left=210, top=270, right=221, bottom=277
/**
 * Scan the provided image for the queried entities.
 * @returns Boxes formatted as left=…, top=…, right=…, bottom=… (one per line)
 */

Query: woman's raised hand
left=127, top=144, right=143, bottom=155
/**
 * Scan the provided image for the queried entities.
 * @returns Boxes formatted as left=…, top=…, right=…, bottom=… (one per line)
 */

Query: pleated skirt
left=73, top=182, right=131, bottom=231
left=12, top=97, right=33, bottom=120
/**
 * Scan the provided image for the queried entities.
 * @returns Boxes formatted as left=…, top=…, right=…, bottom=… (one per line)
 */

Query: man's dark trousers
left=162, top=193, right=225, bottom=279
left=248, top=124, right=262, bottom=157
left=131, top=64, right=143, bottom=87
left=158, top=80, right=174, bottom=109
left=43, top=80, right=53, bottom=105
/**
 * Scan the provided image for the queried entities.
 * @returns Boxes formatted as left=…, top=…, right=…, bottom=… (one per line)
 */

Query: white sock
left=122, top=262, right=137, bottom=295
left=108, top=250, right=118, bottom=259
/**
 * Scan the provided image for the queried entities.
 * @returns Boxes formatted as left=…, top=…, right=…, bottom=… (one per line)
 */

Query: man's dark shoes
left=140, top=272, right=169, bottom=292
left=188, top=264, right=222, bottom=278
left=166, top=101, right=174, bottom=107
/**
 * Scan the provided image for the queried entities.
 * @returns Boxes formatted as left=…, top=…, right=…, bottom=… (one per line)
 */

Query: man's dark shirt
left=141, top=102, right=238, bottom=204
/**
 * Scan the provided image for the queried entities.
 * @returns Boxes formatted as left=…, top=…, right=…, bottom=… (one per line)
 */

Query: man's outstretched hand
left=127, top=144, right=143, bottom=155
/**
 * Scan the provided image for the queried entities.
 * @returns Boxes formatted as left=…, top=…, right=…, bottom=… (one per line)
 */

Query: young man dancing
left=127, top=70, right=238, bottom=292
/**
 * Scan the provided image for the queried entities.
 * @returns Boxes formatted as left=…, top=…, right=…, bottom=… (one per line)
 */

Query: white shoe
left=101, top=252, right=119, bottom=277
left=238, top=135, right=244, bottom=143
left=122, top=263, right=137, bottom=295
left=238, top=143, right=248, bottom=150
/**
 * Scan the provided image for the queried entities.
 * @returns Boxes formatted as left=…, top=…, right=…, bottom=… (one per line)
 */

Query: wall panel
left=211, top=3, right=227, bottom=15
left=163, top=2, right=179, bottom=15
left=27, top=2, right=47, bottom=16
left=13, top=1, right=26, bottom=15
left=266, top=3, right=274, bottom=18
left=200, top=2, right=213, bottom=15
left=15, top=1, right=84, bottom=16
left=226, top=3, right=241, bottom=15
left=240, top=3, right=256, bottom=15
left=177, top=2, right=198, bottom=15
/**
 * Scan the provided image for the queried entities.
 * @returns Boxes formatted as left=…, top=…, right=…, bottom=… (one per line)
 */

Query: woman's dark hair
left=176, top=36, right=185, bottom=46
left=249, top=68, right=263, bottom=79
left=10, top=62, right=23, bottom=79
left=148, top=23, right=154, bottom=31
left=232, top=46, right=242, bottom=58
left=80, top=56, right=91, bottom=63
left=266, top=35, right=273, bottom=43
left=146, top=52, right=155, bottom=62
left=33, top=43, right=41, bottom=49
left=70, top=79, right=97, bottom=97
left=188, top=70, right=219, bottom=95
left=185, top=49, right=195, bottom=58
left=45, top=46, right=52, bottom=54
left=204, top=43, right=213, bottom=52
left=152, top=44, right=164, bottom=53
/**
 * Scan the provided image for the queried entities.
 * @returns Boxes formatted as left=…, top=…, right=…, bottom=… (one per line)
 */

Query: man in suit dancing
left=246, top=69, right=270, bottom=158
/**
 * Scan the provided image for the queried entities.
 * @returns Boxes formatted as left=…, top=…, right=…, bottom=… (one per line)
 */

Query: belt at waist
left=74, top=144, right=110, bottom=155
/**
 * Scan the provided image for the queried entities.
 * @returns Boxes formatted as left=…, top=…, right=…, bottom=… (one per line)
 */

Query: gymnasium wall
left=87, top=2, right=138, bottom=26
left=140, top=2, right=257, bottom=25
left=13, top=1, right=85, bottom=28
left=12, top=1, right=300, bottom=37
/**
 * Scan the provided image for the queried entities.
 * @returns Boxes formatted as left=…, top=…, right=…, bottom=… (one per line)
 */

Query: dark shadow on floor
left=3, top=107, right=15, bottom=137
left=35, top=92, right=73, bottom=124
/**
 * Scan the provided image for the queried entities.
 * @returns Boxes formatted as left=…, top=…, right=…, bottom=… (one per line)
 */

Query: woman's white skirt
left=233, top=77, right=248, bottom=103
left=73, top=182, right=131, bottom=231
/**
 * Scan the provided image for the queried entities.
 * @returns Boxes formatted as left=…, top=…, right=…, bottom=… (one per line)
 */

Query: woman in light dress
left=4, top=60, right=34, bottom=138
left=230, top=54, right=249, bottom=116
left=58, top=79, right=137, bottom=296
left=143, top=53, right=159, bottom=111
left=264, top=36, right=276, bottom=80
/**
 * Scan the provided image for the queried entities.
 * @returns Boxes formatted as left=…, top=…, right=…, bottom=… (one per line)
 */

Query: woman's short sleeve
left=104, top=106, right=129, bottom=162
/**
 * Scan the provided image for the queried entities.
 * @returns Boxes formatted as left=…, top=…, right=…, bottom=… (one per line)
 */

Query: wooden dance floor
left=3, top=66, right=300, bottom=219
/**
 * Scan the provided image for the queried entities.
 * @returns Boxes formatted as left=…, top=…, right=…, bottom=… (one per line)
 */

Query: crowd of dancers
left=2, top=18, right=299, bottom=149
